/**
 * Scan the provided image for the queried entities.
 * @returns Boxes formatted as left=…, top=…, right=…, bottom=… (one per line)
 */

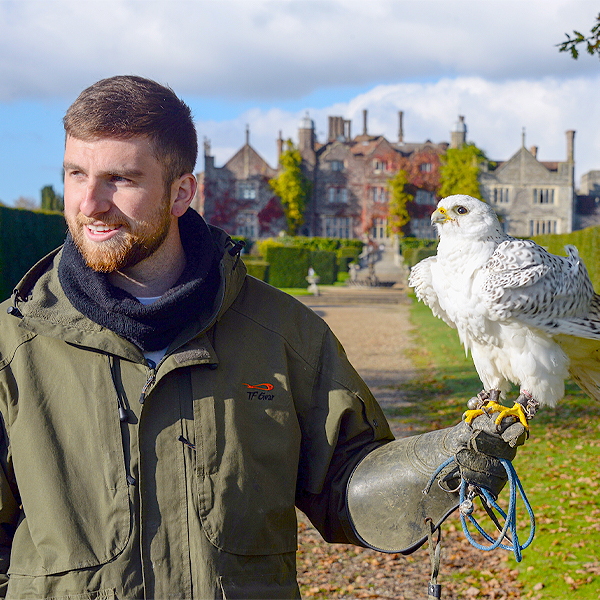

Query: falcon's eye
left=455, top=206, right=468, bottom=215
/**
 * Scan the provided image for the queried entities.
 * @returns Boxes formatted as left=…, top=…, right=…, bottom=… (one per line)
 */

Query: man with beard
left=0, top=76, right=523, bottom=599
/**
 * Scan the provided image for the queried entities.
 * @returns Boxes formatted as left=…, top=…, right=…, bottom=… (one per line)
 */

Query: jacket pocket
left=192, top=367, right=301, bottom=556
left=6, top=585, right=116, bottom=600
left=7, top=349, right=132, bottom=576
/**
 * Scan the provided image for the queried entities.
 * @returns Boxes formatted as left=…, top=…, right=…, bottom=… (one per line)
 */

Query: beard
left=67, top=193, right=173, bottom=273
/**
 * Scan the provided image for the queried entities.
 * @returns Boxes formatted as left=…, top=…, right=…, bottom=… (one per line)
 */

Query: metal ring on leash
left=424, top=456, right=536, bottom=563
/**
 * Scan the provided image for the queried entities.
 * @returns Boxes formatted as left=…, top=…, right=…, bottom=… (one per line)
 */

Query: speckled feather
left=408, top=195, right=600, bottom=407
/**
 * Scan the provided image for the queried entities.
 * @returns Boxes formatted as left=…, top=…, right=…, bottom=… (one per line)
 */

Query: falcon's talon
left=463, top=408, right=485, bottom=426
left=490, top=401, right=530, bottom=432
left=464, top=395, right=532, bottom=433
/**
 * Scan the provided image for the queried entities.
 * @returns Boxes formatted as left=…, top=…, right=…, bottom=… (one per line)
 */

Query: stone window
left=373, top=159, right=387, bottom=172
left=533, top=188, right=555, bottom=204
left=238, top=182, right=257, bottom=200
left=529, top=220, right=557, bottom=236
left=236, top=212, right=258, bottom=238
left=420, top=163, right=432, bottom=173
left=493, top=188, right=509, bottom=203
left=330, top=160, right=344, bottom=171
left=328, top=187, right=348, bottom=203
left=372, top=187, right=388, bottom=203
left=324, top=216, right=352, bottom=238
left=411, top=217, right=436, bottom=239
left=371, top=217, right=387, bottom=239
left=415, top=189, right=435, bottom=205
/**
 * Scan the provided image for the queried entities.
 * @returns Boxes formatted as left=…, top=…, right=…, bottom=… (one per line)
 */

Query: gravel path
left=294, top=289, right=523, bottom=599
left=304, top=295, right=416, bottom=438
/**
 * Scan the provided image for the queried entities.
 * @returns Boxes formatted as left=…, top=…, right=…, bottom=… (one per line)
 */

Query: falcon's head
left=431, top=195, right=504, bottom=240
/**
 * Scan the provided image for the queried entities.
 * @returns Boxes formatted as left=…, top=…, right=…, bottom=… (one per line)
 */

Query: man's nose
left=79, top=179, right=112, bottom=217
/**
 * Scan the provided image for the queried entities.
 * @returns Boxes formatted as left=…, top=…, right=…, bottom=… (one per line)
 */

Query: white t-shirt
left=137, top=296, right=169, bottom=365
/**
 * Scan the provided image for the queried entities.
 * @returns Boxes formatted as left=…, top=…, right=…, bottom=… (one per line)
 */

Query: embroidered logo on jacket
left=243, top=383, right=275, bottom=401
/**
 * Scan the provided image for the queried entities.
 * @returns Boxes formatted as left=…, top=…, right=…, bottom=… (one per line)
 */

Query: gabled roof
left=222, top=144, right=277, bottom=178
left=492, top=146, right=559, bottom=180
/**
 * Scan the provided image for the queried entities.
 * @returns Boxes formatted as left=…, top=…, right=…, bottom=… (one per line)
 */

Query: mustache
left=75, top=213, right=128, bottom=228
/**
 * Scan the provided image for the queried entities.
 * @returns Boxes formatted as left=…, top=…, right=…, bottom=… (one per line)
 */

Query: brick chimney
left=566, top=130, right=575, bottom=163
left=530, top=146, right=538, bottom=158
left=398, top=111, right=404, bottom=143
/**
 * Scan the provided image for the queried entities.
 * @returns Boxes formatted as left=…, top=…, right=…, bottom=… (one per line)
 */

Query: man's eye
left=456, top=206, right=468, bottom=215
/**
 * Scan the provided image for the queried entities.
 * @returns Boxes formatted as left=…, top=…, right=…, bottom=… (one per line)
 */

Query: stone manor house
left=193, top=111, right=596, bottom=241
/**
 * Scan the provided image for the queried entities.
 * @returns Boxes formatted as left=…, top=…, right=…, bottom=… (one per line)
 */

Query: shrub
left=337, top=246, right=361, bottom=273
left=264, top=246, right=311, bottom=288
left=0, top=207, right=66, bottom=301
left=309, top=250, right=337, bottom=285
left=256, top=236, right=363, bottom=288
left=534, top=226, right=600, bottom=291
left=243, top=258, right=269, bottom=282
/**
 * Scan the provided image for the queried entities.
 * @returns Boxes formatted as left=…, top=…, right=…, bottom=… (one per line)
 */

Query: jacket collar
left=10, top=225, right=247, bottom=363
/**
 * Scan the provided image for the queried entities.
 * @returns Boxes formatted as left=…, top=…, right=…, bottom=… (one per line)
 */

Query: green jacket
left=0, top=231, right=392, bottom=599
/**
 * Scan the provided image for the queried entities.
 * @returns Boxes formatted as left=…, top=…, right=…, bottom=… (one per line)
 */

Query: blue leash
left=459, top=458, right=535, bottom=562
left=424, top=456, right=535, bottom=562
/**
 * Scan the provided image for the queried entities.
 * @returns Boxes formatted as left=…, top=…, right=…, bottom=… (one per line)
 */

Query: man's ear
left=171, top=173, right=197, bottom=217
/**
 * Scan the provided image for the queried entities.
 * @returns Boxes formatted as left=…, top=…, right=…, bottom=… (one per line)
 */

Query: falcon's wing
left=409, top=256, right=456, bottom=329
left=480, top=239, right=599, bottom=338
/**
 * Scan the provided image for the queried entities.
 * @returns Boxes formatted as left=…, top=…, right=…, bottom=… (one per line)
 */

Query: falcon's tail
left=570, top=361, right=600, bottom=403
left=556, top=332, right=600, bottom=403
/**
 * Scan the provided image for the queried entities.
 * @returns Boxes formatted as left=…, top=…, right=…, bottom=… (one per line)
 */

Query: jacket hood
left=7, top=224, right=247, bottom=360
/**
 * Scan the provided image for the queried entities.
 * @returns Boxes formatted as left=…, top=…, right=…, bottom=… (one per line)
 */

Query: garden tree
left=439, top=143, right=488, bottom=199
left=557, top=13, right=600, bottom=59
left=269, top=140, right=311, bottom=235
left=386, top=168, right=413, bottom=236
left=41, top=185, right=64, bottom=211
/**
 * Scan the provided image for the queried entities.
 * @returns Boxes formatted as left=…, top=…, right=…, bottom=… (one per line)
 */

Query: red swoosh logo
left=243, top=383, right=274, bottom=391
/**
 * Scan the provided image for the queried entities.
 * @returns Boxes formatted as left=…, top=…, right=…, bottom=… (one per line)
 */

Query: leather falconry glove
left=346, top=409, right=527, bottom=554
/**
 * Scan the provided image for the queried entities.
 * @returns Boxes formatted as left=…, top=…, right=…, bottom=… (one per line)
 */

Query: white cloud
left=198, top=75, right=600, bottom=186
left=0, top=0, right=599, bottom=101
left=2, top=0, right=600, bottom=203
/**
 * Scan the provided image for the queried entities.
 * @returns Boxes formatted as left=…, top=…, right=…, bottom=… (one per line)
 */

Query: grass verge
left=407, top=294, right=600, bottom=599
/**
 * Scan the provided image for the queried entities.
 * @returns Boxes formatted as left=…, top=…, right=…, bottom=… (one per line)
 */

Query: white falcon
left=408, top=194, right=600, bottom=429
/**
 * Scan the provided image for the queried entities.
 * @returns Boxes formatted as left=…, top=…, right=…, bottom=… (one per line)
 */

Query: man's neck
left=109, top=227, right=187, bottom=297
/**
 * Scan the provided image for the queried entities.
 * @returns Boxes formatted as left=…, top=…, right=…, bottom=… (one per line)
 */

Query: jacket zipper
left=139, top=359, right=157, bottom=404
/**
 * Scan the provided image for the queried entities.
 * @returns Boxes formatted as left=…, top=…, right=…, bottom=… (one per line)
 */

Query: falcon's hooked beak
left=431, top=207, right=455, bottom=224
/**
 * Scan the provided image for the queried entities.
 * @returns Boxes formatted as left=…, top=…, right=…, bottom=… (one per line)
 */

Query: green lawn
left=406, top=295, right=600, bottom=598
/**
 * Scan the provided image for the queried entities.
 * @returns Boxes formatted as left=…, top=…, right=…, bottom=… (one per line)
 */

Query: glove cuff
left=346, top=428, right=460, bottom=554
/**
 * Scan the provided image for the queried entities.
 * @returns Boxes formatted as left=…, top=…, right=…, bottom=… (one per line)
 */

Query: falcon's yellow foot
left=463, top=408, right=485, bottom=425
left=464, top=399, right=530, bottom=432
left=485, top=400, right=530, bottom=432
left=463, top=389, right=500, bottom=425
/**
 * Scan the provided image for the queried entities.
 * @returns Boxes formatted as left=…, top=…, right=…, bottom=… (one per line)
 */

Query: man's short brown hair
left=63, top=75, right=197, bottom=188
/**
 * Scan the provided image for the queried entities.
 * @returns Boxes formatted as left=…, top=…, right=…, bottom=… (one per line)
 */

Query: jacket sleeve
left=294, top=325, right=394, bottom=544
left=0, top=390, right=21, bottom=597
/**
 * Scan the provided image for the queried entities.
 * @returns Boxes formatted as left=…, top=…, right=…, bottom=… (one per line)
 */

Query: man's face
left=63, top=135, right=174, bottom=273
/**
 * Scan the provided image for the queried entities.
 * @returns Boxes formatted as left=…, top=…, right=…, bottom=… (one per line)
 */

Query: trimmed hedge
left=256, top=236, right=362, bottom=288
left=262, top=245, right=339, bottom=288
left=0, top=206, right=66, bottom=301
left=309, top=250, right=338, bottom=285
left=534, top=226, right=600, bottom=291
left=337, top=246, right=361, bottom=272
left=243, top=258, right=269, bottom=282
left=265, top=246, right=311, bottom=288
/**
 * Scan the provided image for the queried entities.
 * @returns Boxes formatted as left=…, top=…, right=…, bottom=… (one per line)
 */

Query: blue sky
left=1, top=0, right=599, bottom=206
